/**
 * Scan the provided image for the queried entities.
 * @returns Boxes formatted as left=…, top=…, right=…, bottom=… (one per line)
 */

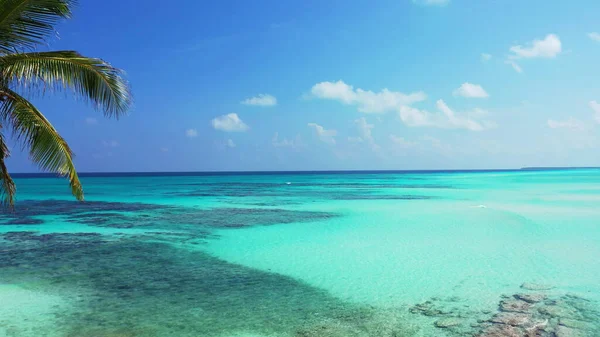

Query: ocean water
left=1, top=169, right=599, bottom=337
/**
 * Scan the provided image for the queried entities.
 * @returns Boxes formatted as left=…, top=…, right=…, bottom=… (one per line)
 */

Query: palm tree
left=0, top=0, right=132, bottom=207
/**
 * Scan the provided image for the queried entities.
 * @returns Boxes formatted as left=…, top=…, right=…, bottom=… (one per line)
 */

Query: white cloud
left=398, top=100, right=494, bottom=131
left=589, top=101, right=600, bottom=123
left=159, top=147, right=169, bottom=152
left=226, top=139, right=236, bottom=148
left=241, top=94, right=277, bottom=107
left=85, top=117, right=98, bottom=125
left=412, top=0, right=450, bottom=6
left=453, top=83, right=489, bottom=98
left=307, top=123, right=337, bottom=145
left=185, top=129, right=198, bottom=138
left=102, top=140, right=119, bottom=147
left=481, top=53, right=492, bottom=62
left=389, top=135, right=416, bottom=148
left=436, top=100, right=492, bottom=131
left=509, top=34, right=562, bottom=59
left=310, top=80, right=426, bottom=113
left=354, top=118, right=374, bottom=142
left=505, top=34, right=560, bottom=73
left=547, top=118, right=586, bottom=131
left=588, top=32, right=600, bottom=42
left=506, top=60, right=523, bottom=73
left=398, top=106, right=432, bottom=127
left=211, top=113, right=249, bottom=132
left=353, top=117, right=380, bottom=151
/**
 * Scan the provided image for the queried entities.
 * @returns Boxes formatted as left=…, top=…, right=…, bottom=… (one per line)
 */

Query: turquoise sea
left=1, top=169, right=600, bottom=337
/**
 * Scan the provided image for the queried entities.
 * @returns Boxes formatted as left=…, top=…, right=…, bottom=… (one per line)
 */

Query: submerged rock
left=489, top=312, right=531, bottom=327
left=555, top=325, right=586, bottom=337
left=500, top=299, right=531, bottom=313
left=521, top=283, right=554, bottom=291
left=478, top=324, right=522, bottom=337
left=538, top=305, right=578, bottom=319
left=523, top=318, right=548, bottom=335
left=434, top=318, right=462, bottom=328
left=558, top=318, right=594, bottom=330
left=408, top=301, right=451, bottom=317
left=476, top=291, right=599, bottom=337
left=563, top=294, right=600, bottom=319
left=564, top=293, right=590, bottom=302
left=515, top=293, right=546, bottom=304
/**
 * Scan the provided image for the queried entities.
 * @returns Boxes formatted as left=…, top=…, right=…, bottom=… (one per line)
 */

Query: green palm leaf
left=0, top=131, right=16, bottom=206
left=0, top=0, right=131, bottom=205
left=1, top=51, right=132, bottom=117
left=0, top=87, right=82, bottom=202
left=0, top=0, right=74, bottom=54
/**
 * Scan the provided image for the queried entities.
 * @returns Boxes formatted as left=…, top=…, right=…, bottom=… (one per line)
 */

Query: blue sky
left=7, top=0, right=600, bottom=172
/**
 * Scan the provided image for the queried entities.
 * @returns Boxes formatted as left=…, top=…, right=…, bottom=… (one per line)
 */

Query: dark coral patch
left=0, top=233, right=417, bottom=337
left=0, top=200, right=340, bottom=233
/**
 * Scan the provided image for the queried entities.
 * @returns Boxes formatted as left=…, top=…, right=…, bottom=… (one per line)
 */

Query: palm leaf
left=0, top=86, right=82, bottom=200
left=0, top=51, right=132, bottom=117
left=0, top=0, right=74, bottom=53
left=0, top=131, right=16, bottom=206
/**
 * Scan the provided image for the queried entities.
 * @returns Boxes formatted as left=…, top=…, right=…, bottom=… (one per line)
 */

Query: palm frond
left=1, top=51, right=132, bottom=117
left=0, top=0, right=75, bottom=53
left=0, top=130, right=16, bottom=206
left=0, top=87, right=82, bottom=200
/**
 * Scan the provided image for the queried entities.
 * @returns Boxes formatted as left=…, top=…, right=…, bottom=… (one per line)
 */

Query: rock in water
left=434, top=318, right=462, bottom=328
left=409, top=301, right=450, bottom=317
left=500, top=299, right=531, bottom=313
left=538, top=305, right=578, bottom=319
left=558, top=318, right=594, bottom=330
left=555, top=325, right=587, bottom=337
left=514, top=293, right=546, bottom=304
left=523, top=318, right=548, bottom=335
left=489, top=312, right=531, bottom=327
left=478, top=324, right=522, bottom=337
left=521, top=283, right=553, bottom=291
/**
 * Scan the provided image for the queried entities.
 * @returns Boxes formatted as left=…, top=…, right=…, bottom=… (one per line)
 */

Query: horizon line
left=10, top=166, right=600, bottom=177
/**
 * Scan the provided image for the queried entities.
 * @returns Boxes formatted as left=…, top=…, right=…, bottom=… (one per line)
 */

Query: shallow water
left=1, top=169, right=599, bottom=336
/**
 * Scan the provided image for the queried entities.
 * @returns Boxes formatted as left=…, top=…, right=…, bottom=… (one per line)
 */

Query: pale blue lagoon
left=1, top=169, right=599, bottom=336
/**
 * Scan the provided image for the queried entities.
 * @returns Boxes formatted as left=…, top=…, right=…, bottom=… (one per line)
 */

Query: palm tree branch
left=0, top=131, right=16, bottom=206
left=0, top=50, right=132, bottom=117
left=0, top=0, right=75, bottom=53
left=0, top=86, right=82, bottom=200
